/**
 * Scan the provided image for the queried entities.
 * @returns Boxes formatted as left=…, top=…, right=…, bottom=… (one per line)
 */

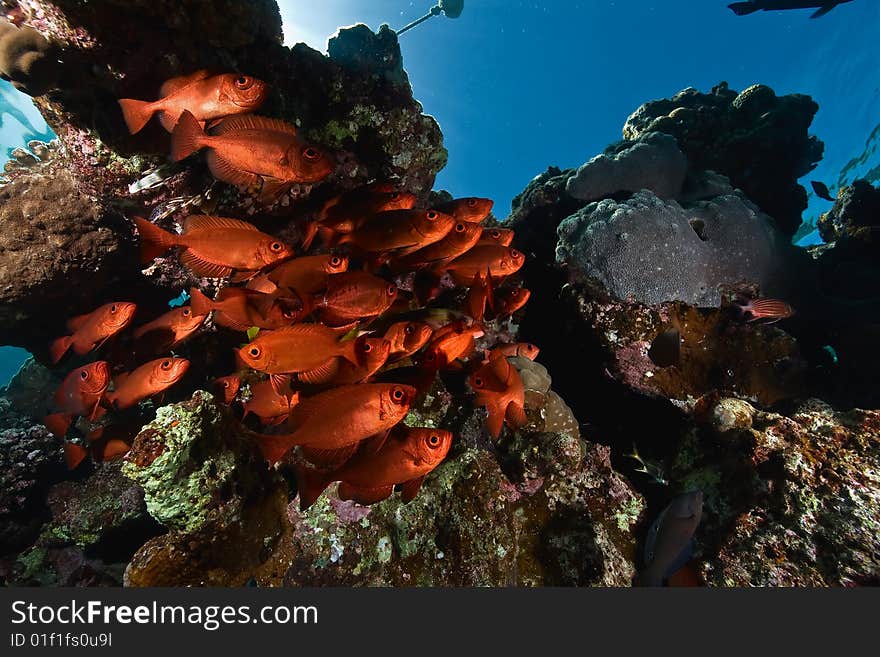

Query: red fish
left=43, top=361, right=111, bottom=438
left=318, top=186, right=418, bottom=235
left=105, top=357, right=190, bottom=410
left=392, top=222, right=483, bottom=271
left=135, top=215, right=295, bottom=280
left=237, top=324, right=364, bottom=387
left=62, top=442, right=90, bottom=470
left=255, top=383, right=416, bottom=465
left=496, top=342, right=540, bottom=360
left=92, top=438, right=132, bottom=463
left=295, top=426, right=453, bottom=510
left=132, top=305, right=207, bottom=347
left=735, top=298, right=795, bottom=323
left=189, top=287, right=302, bottom=331
left=493, top=286, right=531, bottom=318
left=313, top=271, right=398, bottom=327
left=434, top=197, right=494, bottom=224
left=421, top=321, right=484, bottom=370
left=339, top=209, right=456, bottom=255
left=465, top=271, right=494, bottom=322
left=172, top=110, right=334, bottom=192
left=384, top=321, right=433, bottom=362
left=213, top=375, right=241, bottom=404
left=323, top=338, right=391, bottom=385
left=242, top=379, right=299, bottom=426
left=50, top=302, right=137, bottom=364
left=469, top=350, right=527, bottom=440
left=477, top=227, right=514, bottom=247
left=118, top=71, right=268, bottom=134
left=266, top=254, right=349, bottom=298
left=436, top=245, right=525, bottom=287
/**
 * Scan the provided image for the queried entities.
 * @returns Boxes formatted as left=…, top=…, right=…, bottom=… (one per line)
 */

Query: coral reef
left=622, top=82, right=823, bottom=237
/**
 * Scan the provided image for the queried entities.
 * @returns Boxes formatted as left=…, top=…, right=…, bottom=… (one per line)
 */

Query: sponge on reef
left=0, top=20, right=58, bottom=96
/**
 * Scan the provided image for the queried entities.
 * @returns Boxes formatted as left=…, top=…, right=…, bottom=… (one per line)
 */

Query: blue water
left=2, top=1, right=879, bottom=384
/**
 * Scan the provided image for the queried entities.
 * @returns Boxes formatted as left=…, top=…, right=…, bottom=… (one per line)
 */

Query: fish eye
left=283, top=309, right=296, bottom=319
left=235, top=75, right=253, bottom=89
left=79, top=370, right=89, bottom=380
left=270, top=242, right=283, bottom=252
left=182, top=308, right=191, bottom=316
left=491, top=230, right=501, bottom=239
left=161, top=360, right=172, bottom=370
left=428, top=434, right=440, bottom=447
left=404, top=325, right=414, bottom=335
left=362, top=342, right=373, bottom=353
left=222, top=380, right=230, bottom=388
left=474, top=376, right=484, bottom=388
left=455, top=223, right=466, bottom=233
left=511, top=249, right=522, bottom=259
left=110, top=304, right=117, bottom=313
left=249, top=347, right=261, bottom=358
left=330, top=256, right=342, bottom=266
left=426, top=211, right=438, bottom=221
left=387, top=284, right=397, bottom=296
left=303, top=147, right=321, bottom=161
left=467, top=199, right=477, bottom=207
left=390, top=192, right=400, bottom=200
left=391, top=387, right=405, bottom=401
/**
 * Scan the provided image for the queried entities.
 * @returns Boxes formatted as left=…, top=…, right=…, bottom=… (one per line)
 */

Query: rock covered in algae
left=622, top=82, right=823, bottom=237
left=816, top=178, right=880, bottom=247
left=566, top=132, right=687, bottom=202
left=555, top=190, right=800, bottom=307
left=121, top=391, right=295, bottom=586
left=671, top=397, right=880, bottom=586
left=283, top=362, right=644, bottom=587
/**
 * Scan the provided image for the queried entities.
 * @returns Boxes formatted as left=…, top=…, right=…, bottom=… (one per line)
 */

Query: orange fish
left=242, top=379, right=299, bottom=426
left=135, top=215, right=295, bottom=280
left=62, top=442, right=90, bottom=470
left=434, top=197, right=494, bottom=224
left=496, top=342, right=540, bottom=360
left=339, top=209, right=456, bottom=255
left=92, top=438, right=132, bottom=463
left=318, top=186, right=418, bottom=235
left=313, top=271, right=398, bottom=327
left=213, top=375, right=241, bottom=404
left=132, top=305, right=207, bottom=347
left=295, top=426, right=453, bottom=510
left=105, top=357, right=190, bottom=410
left=735, top=298, right=795, bottom=323
left=437, top=245, right=525, bottom=286
left=469, top=349, right=527, bottom=440
left=118, top=70, right=268, bottom=134
left=493, top=286, right=531, bottom=318
left=478, top=227, right=514, bottom=247
left=245, top=273, right=278, bottom=294
left=189, top=287, right=302, bottom=331
left=323, top=338, right=391, bottom=385
left=255, top=383, right=416, bottom=465
left=237, top=324, right=364, bottom=388
left=421, top=321, right=484, bottom=370
left=267, top=254, right=349, bottom=298
left=392, top=222, right=483, bottom=271
left=384, top=321, right=433, bottom=362
left=171, top=110, right=334, bottom=191
left=43, top=361, right=111, bottom=438
left=465, top=271, right=494, bottom=322
left=49, top=302, right=137, bottom=364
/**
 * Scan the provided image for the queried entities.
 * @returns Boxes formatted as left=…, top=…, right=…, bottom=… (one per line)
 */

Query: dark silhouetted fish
left=728, top=1, right=854, bottom=19
left=636, top=491, right=703, bottom=587
left=811, top=180, right=835, bottom=201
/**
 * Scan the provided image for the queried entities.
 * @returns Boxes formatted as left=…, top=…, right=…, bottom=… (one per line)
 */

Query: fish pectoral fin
left=363, top=430, right=391, bottom=456
left=400, top=475, right=426, bottom=504
left=179, top=250, right=234, bottom=279
left=301, top=443, right=359, bottom=468
left=229, top=270, right=258, bottom=284
left=484, top=405, right=505, bottom=441
left=269, top=374, right=291, bottom=395
left=337, top=482, right=394, bottom=506
left=205, top=149, right=262, bottom=189
left=811, top=5, right=837, bottom=19
left=297, top=359, right=340, bottom=385
left=505, top=402, right=528, bottom=429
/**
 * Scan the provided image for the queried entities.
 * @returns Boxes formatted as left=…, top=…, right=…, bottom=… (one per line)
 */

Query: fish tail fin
left=49, top=335, right=73, bottom=364
left=134, top=216, right=178, bottom=263
left=63, top=442, right=89, bottom=470
left=294, top=462, right=332, bottom=511
left=300, top=221, right=319, bottom=251
left=117, top=98, right=155, bottom=134
left=43, top=412, right=72, bottom=438
left=170, top=109, right=207, bottom=162
left=188, top=287, right=215, bottom=317
left=727, top=2, right=759, bottom=15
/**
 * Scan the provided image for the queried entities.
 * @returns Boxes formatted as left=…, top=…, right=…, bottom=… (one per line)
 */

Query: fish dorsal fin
left=205, top=149, right=262, bottom=189
left=337, top=482, right=394, bottom=506
left=400, top=475, right=426, bottom=504
left=211, top=114, right=297, bottom=136
left=301, top=443, right=359, bottom=468
left=66, top=312, right=92, bottom=333
left=180, top=250, right=234, bottom=279
left=160, top=69, right=212, bottom=97
left=184, top=215, right=261, bottom=233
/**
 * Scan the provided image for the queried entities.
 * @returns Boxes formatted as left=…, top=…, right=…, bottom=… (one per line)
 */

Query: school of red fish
left=41, top=69, right=540, bottom=511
